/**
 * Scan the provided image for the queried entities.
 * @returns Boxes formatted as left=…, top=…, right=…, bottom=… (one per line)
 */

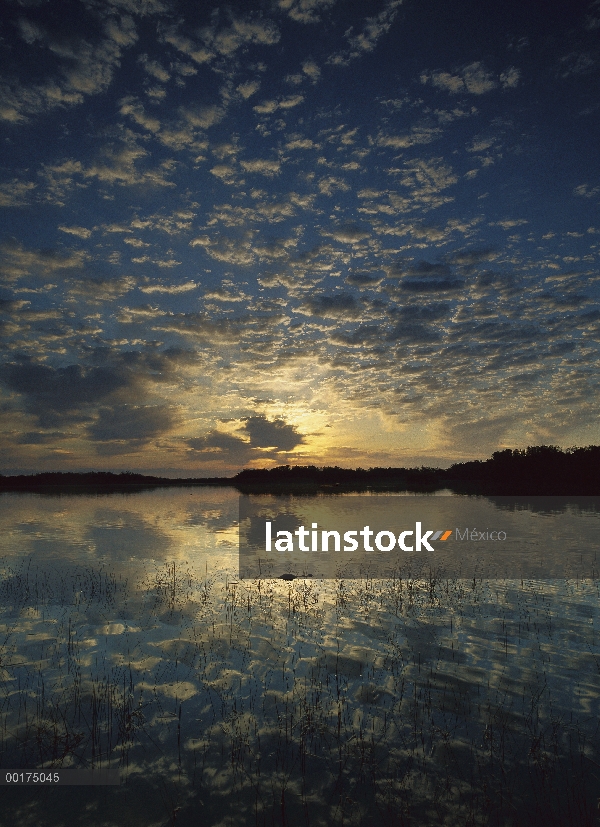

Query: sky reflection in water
left=0, top=488, right=599, bottom=827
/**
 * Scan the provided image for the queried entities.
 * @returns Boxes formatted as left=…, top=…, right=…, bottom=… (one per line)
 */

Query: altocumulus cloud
left=1, top=0, right=598, bottom=470
left=298, top=293, right=362, bottom=319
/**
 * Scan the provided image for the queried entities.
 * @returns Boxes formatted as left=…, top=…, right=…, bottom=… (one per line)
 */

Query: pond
left=0, top=488, right=599, bottom=826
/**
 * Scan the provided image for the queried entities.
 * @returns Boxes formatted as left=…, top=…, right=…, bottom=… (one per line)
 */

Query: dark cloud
left=67, top=275, right=137, bottom=301
left=299, top=293, right=361, bottom=318
left=345, top=272, right=383, bottom=287
left=0, top=362, right=129, bottom=427
left=324, top=223, right=370, bottom=244
left=16, top=430, right=67, bottom=445
left=87, top=404, right=176, bottom=443
left=386, top=322, right=442, bottom=343
left=445, top=414, right=518, bottom=453
left=330, top=324, right=380, bottom=346
left=449, top=320, right=542, bottom=345
left=391, top=302, right=452, bottom=322
left=244, top=416, right=304, bottom=450
left=400, top=278, right=465, bottom=292
left=187, top=416, right=304, bottom=465
left=405, top=261, right=452, bottom=278
left=386, top=260, right=453, bottom=280
left=0, top=349, right=195, bottom=429
left=446, top=248, right=496, bottom=268
left=476, top=271, right=517, bottom=290
left=188, top=431, right=249, bottom=456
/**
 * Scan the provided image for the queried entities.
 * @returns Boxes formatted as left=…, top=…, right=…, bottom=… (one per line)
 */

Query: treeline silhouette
left=1, top=445, right=598, bottom=494
left=233, top=445, right=600, bottom=495
left=445, top=445, right=600, bottom=494
left=0, top=471, right=228, bottom=490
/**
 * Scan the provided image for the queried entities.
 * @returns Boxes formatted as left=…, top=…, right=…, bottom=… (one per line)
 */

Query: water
left=0, top=488, right=599, bottom=826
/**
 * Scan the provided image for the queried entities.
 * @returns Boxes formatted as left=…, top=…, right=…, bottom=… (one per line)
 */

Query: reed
left=0, top=558, right=598, bottom=826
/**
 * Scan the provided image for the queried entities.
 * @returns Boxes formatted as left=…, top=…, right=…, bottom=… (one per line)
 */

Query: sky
left=0, top=0, right=599, bottom=476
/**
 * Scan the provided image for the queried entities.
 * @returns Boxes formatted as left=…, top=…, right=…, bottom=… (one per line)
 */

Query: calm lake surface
left=1, top=488, right=599, bottom=827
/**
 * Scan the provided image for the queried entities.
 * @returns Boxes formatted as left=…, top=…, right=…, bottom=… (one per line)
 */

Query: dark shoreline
left=1, top=445, right=599, bottom=495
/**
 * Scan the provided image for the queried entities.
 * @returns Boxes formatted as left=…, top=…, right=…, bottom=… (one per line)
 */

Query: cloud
left=0, top=299, right=30, bottom=314
left=138, top=53, right=170, bottom=82
left=277, top=0, right=337, bottom=24
left=133, top=255, right=181, bottom=267
left=160, top=14, right=279, bottom=66
left=181, top=103, right=226, bottom=131
left=420, top=62, right=518, bottom=95
left=444, top=414, right=520, bottom=454
left=317, top=175, right=350, bottom=196
left=328, top=0, right=402, bottom=65
left=392, top=302, right=452, bottom=323
left=376, top=126, right=442, bottom=149
left=0, top=179, right=36, bottom=207
left=44, top=140, right=177, bottom=192
left=0, top=362, right=130, bottom=427
left=68, top=274, right=137, bottom=301
left=244, top=416, right=304, bottom=450
left=237, top=79, right=261, bottom=98
left=87, top=403, right=176, bottom=443
left=43, top=142, right=179, bottom=201
left=240, top=158, right=281, bottom=176
left=285, top=136, right=319, bottom=150
left=153, top=310, right=280, bottom=345
left=139, top=280, right=198, bottom=294
left=399, top=278, right=464, bottom=293
left=446, top=248, right=496, bottom=268
left=129, top=209, right=196, bottom=235
left=559, top=51, right=596, bottom=78
left=0, top=349, right=194, bottom=430
left=366, top=157, right=458, bottom=214
left=1, top=14, right=138, bottom=122
left=298, top=293, right=362, bottom=318
left=330, top=324, right=380, bottom=346
left=190, top=233, right=256, bottom=265
left=323, top=223, right=370, bottom=243
left=383, top=260, right=466, bottom=294
left=88, top=0, right=169, bottom=15
left=206, top=194, right=305, bottom=227
left=188, top=415, right=304, bottom=465
left=573, top=183, right=600, bottom=198
left=387, top=260, right=452, bottom=279
left=210, top=16, right=280, bottom=56
left=301, top=58, right=321, bottom=82
left=119, top=96, right=161, bottom=132
left=0, top=241, right=87, bottom=282
left=188, top=430, right=252, bottom=461
left=385, top=321, right=441, bottom=342
left=399, top=156, right=458, bottom=193
left=120, top=101, right=225, bottom=154
left=345, top=271, right=383, bottom=287
left=490, top=218, right=528, bottom=230
left=159, top=26, right=213, bottom=65
left=58, top=225, right=93, bottom=239
left=253, top=94, right=304, bottom=114
left=88, top=144, right=176, bottom=187
left=499, top=67, right=521, bottom=88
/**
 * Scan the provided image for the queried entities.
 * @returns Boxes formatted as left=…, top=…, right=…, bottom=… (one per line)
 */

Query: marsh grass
left=0, top=559, right=599, bottom=826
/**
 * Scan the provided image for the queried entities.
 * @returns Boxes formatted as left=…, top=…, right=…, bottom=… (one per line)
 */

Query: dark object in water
left=278, top=573, right=313, bottom=580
